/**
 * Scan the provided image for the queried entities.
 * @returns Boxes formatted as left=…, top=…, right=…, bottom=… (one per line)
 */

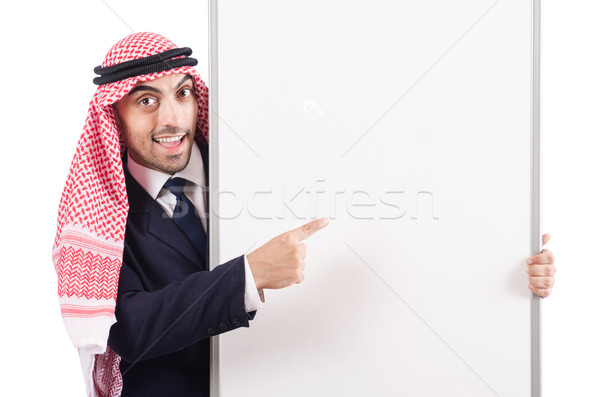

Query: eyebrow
left=128, top=84, right=159, bottom=96
left=127, top=75, right=193, bottom=96
left=175, top=74, right=193, bottom=90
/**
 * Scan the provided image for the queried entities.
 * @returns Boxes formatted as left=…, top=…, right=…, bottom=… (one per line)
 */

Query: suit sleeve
left=108, top=253, right=256, bottom=363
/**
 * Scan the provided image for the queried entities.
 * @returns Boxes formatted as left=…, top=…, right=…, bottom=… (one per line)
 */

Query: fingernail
left=526, top=259, right=532, bottom=264
left=526, top=266, right=530, bottom=273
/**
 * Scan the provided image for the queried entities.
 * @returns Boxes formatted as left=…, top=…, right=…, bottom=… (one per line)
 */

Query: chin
left=160, top=152, right=193, bottom=174
left=156, top=160, right=189, bottom=174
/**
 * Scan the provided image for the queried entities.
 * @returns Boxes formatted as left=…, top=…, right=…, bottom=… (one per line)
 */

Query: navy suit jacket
left=108, top=141, right=255, bottom=396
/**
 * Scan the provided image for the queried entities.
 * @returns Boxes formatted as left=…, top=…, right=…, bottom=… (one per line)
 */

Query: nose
left=158, top=97, right=183, bottom=128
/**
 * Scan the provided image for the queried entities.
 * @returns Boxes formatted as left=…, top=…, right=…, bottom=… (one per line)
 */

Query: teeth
left=155, top=136, right=183, bottom=143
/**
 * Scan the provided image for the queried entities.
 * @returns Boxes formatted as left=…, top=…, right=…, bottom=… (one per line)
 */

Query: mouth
left=153, top=135, right=185, bottom=148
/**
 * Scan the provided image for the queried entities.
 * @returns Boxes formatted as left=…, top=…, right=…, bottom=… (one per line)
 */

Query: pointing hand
left=246, top=217, right=330, bottom=292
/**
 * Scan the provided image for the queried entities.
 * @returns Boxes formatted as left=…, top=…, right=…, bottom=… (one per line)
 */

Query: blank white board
left=209, top=0, right=541, bottom=396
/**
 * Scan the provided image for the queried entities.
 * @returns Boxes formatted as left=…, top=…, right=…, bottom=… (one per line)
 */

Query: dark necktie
left=162, top=177, right=208, bottom=265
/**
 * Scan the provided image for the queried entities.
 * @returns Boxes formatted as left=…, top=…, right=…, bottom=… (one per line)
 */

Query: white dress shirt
left=126, top=143, right=263, bottom=312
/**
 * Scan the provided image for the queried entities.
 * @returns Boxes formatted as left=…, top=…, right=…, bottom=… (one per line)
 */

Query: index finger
left=526, top=249, right=554, bottom=265
left=289, top=217, right=330, bottom=242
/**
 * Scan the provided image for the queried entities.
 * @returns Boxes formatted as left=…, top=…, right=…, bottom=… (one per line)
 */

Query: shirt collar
left=126, top=142, right=205, bottom=200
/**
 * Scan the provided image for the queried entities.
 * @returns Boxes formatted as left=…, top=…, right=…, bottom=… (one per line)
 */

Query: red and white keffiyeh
left=52, top=32, right=209, bottom=397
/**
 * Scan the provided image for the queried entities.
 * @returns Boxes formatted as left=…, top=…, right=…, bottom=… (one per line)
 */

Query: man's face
left=113, top=73, right=198, bottom=174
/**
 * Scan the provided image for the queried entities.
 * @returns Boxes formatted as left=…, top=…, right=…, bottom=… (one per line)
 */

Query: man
left=53, top=32, right=328, bottom=396
left=53, top=32, right=555, bottom=396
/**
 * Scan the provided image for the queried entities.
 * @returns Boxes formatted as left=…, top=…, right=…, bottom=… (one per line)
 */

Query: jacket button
left=219, top=322, right=229, bottom=331
left=207, top=328, right=216, bottom=336
left=232, top=319, right=241, bottom=327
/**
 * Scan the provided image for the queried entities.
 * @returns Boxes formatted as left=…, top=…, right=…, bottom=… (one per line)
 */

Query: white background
left=0, top=1, right=596, bottom=395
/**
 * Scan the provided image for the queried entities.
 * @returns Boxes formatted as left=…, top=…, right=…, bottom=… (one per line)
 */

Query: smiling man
left=52, top=32, right=329, bottom=396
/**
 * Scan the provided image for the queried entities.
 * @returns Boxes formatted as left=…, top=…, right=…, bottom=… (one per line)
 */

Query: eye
left=139, top=97, right=157, bottom=107
left=178, top=88, right=193, bottom=98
